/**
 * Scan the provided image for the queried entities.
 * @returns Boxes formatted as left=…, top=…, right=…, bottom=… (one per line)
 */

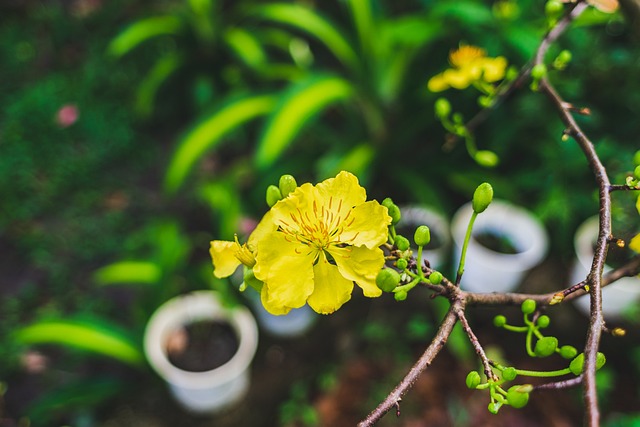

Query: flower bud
left=414, top=225, right=431, bottom=247
left=488, top=402, right=501, bottom=414
left=553, top=50, right=572, bottom=70
left=521, top=299, right=536, bottom=315
left=278, top=174, right=297, bottom=198
left=531, top=63, right=547, bottom=80
left=634, top=165, right=640, bottom=180
left=475, top=150, right=499, bottom=168
left=536, top=315, right=550, bottom=329
left=612, top=327, right=626, bottom=337
left=559, top=345, right=578, bottom=359
left=507, top=385, right=531, bottom=408
left=569, top=352, right=606, bottom=375
left=394, top=290, right=408, bottom=301
left=550, top=292, right=564, bottom=305
left=435, top=98, right=451, bottom=118
left=395, top=235, right=410, bottom=251
left=382, top=198, right=402, bottom=224
left=534, top=336, right=558, bottom=357
left=502, top=367, right=518, bottom=381
left=376, top=268, right=401, bottom=293
left=429, top=271, right=443, bottom=285
left=396, top=258, right=408, bottom=270
left=545, top=0, right=564, bottom=18
left=493, top=315, right=507, bottom=328
left=634, top=150, right=640, bottom=166
left=472, top=182, right=494, bottom=213
left=466, top=371, right=481, bottom=389
left=266, top=184, right=282, bottom=207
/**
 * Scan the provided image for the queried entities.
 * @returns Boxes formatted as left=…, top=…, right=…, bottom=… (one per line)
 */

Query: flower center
left=279, top=197, right=355, bottom=254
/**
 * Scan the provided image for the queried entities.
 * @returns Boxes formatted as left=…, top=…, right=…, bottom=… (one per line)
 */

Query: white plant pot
left=451, top=200, right=549, bottom=293
left=144, top=291, right=258, bottom=414
left=397, top=205, right=451, bottom=270
left=571, top=216, right=640, bottom=318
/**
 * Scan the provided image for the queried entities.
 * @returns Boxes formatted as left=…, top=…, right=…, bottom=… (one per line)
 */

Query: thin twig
left=358, top=299, right=462, bottom=427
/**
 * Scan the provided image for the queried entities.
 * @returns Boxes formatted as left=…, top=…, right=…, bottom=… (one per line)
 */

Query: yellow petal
left=209, top=240, right=242, bottom=278
left=247, top=210, right=277, bottom=252
left=427, top=73, right=449, bottom=92
left=629, top=233, right=640, bottom=254
left=481, top=57, right=507, bottom=82
left=267, top=182, right=315, bottom=233
left=340, top=201, right=390, bottom=249
left=316, top=171, right=367, bottom=218
left=329, top=245, right=384, bottom=298
left=254, top=232, right=315, bottom=309
left=307, top=253, right=353, bottom=314
left=260, top=285, right=293, bottom=315
left=443, top=69, right=472, bottom=89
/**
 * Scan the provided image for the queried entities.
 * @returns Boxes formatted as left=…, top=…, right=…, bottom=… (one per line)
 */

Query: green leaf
left=224, top=28, right=267, bottom=68
left=252, top=3, right=359, bottom=72
left=346, top=0, right=375, bottom=55
left=135, top=53, right=183, bottom=117
left=431, top=1, right=494, bottom=26
left=14, top=319, right=144, bottom=366
left=107, top=16, right=183, bottom=57
left=164, top=94, right=276, bottom=193
left=93, top=261, right=162, bottom=286
left=256, top=75, right=353, bottom=169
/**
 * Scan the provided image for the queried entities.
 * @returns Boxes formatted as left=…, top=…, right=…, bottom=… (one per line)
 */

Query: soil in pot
left=474, top=230, right=520, bottom=254
left=165, top=320, right=239, bottom=372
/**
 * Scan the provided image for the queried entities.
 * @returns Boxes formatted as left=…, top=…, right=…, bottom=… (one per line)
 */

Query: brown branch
left=357, top=299, right=462, bottom=427
left=455, top=306, right=497, bottom=381
left=534, top=375, right=583, bottom=391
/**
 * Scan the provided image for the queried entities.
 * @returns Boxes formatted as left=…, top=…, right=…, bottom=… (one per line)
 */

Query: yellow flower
left=630, top=233, right=640, bottom=254
left=210, top=222, right=276, bottom=279
left=252, top=171, right=391, bottom=315
left=428, top=45, right=507, bottom=92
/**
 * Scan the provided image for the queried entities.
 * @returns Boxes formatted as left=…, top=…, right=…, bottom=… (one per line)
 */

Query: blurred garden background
left=1, top=0, right=640, bottom=425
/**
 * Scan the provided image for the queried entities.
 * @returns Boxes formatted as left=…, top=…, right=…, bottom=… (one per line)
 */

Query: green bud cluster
left=266, top=174, right=298, bottom=207
left=476, top=298, right=605, bottom=414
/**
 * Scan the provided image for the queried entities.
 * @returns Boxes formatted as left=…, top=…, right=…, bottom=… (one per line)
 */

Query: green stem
left=515, top=367, right=572, bottom=378
left=456, top=211, right=478, bottom=284
left=502, top=324, right=528, bottom=333
left=525, top=327, right=535, bottom=357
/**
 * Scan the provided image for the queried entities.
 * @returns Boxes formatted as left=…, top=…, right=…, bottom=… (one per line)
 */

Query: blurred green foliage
left=1, top=0, right=640, bottom=425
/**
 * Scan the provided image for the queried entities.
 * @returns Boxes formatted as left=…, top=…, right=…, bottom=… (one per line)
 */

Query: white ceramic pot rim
left=452, top=199, right=549, bottom=269
left=144, top=291, right=258, bottom=389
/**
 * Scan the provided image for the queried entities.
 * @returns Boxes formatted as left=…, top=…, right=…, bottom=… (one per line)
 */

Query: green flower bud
left=394, top=290, right=408, bottom=301
left=553, top=50, right=572, bottom=69
left=396, top=258, right=408, bottom=270
left=429, top=271, right=443, bottom=285
left=395, top=235, right=410, bottom=251
left=507, top=385, right=531, bottom=408
left=472, top=182, right=494, bottom=213
left=466, top=371, right=481, bottom=389
left=475, top=150, right=499, bottom=168
left=266, top=185, right=282, bottom=207
left=376, top=268, right=401, bottom=292
left=536, top=315, right=550, bottom=329
left=386, top=204, right=402, bottom=225
left=634, top=165, right=640, bottom=180
left=435, top=98, right=451, bottom=118
left=545, top=0, right=564, bottom=18
left=634, top=150, right=640, bottom=166
left=488, top=402, right=501, bottom=414
left=414, top=225, right=431, bottom=247
left=502, top=367, right=518, bottom=381
left=569, top=352, right=606, bottom=375
left=493, top=315, right=507, bottom=328
left=478, top=96, right=493, bottom=108
left=559, top=345, right=578, bottom=360
left=278, top=174, right=297, bottom=198
left=534, top=336, right=558, bottom=357
left=531, top=63, right=547, bottom=80
left=521, top=299, right=536, bottom=315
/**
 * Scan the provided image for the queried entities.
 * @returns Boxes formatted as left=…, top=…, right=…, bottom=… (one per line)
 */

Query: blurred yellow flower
left=560, top=0, right=619, bottom=13
left=252, top=171, right=391, bottom=315
left=428, top=45, right=507, bottom=92
left=630, top=233, right=640, bottom=253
